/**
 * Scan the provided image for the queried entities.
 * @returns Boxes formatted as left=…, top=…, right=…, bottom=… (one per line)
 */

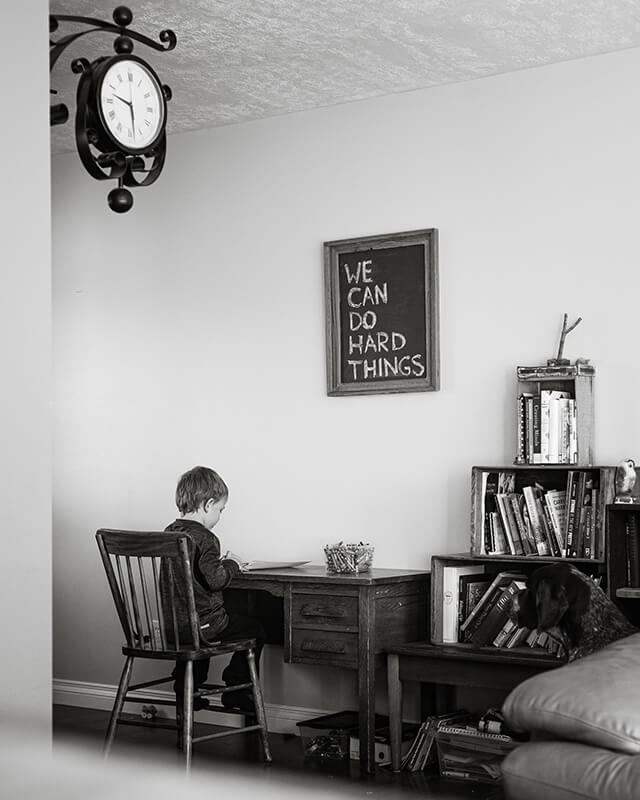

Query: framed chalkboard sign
left=324, top=228, right=439, bottom=396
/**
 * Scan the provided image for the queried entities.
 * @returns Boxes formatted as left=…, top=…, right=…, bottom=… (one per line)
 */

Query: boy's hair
left=175, top=466, right=228, bottom=514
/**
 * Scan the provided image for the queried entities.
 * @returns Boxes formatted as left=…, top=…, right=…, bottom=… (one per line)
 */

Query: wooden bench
left=386, top=641, right=560, bottom=771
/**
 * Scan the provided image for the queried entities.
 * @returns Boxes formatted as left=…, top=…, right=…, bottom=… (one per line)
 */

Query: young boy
left=165, top=465, right=265, bottom=712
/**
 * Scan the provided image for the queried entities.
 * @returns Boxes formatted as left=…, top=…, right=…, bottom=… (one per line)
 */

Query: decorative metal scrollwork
left=50, top=5, right=176, bottom=213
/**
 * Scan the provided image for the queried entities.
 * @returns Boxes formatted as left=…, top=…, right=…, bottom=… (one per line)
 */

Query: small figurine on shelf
left=547, top=313, right=582, bottom=367
left=614, top=458, right=637, bottom=504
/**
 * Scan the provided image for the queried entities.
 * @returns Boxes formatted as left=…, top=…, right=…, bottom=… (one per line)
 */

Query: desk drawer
left=291, top=629, right=358, bottom=666
left=291, top=594, right=358, bottom=629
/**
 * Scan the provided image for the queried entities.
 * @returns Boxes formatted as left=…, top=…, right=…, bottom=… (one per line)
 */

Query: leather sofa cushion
left=502, top=633, right=640, bottom=754
left=502, top=741, right=640, bottom=800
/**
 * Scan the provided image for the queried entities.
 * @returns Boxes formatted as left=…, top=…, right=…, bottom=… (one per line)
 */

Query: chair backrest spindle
left=151, top=556, right=167, bottom=650
left=178, top=535, right=201, bottom=649
left=137, top=556, right=155, bottom=649
left=125, top=557, right=144, bottom=646
left=96, top=529, right=202, bottom=655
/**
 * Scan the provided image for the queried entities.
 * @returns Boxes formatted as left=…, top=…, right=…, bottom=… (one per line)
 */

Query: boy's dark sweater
left=163, top=518, right=241, bottom=643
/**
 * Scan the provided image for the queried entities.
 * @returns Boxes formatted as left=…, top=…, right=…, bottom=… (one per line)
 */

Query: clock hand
left=113, top=93, right=135, bottom=140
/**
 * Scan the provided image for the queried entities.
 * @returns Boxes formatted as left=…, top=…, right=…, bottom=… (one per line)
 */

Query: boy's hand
left=222, top=551, right=246, bottom=570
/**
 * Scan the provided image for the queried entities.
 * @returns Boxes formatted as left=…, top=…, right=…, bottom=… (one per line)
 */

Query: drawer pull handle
left=300, top=604, right=347, bottom=618
left=301, top=639, right=345, bottom=654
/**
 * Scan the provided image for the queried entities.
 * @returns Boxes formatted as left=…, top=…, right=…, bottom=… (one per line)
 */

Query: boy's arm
left=196, top=539, right=241, bottom=590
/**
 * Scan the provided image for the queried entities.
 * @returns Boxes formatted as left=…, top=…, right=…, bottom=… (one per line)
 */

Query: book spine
left=558, top=399, right=570, bottom=464
left=627, top=515, right=640, bottom=587
left=490, top=512, right=507, bottom=555
left=495, top=494, right=517, bottom=555
left=564, top=471, right=579, bottom=555
left=482, top=472, right=499, bottom=555
left=539, top=391, right=551, bottom=463
left=569, top=401, right=578, bottom=464
left=523, top=486, right=550, bottom=556
left=509, top=494, right=532, bottom=555
left=567, top=472, right=587, bottom=558
left=526, top=396, right=534, bottom=463
left=531, top=396, right=542, bottom=464
left=547, top=394, right=560, bottom=464
left=492, top=618, right=517, bottom=647
left=505, top=626, right=530, bottom=648
left=546, top=490, right=567, bottom=556
left=470, top=581, right=524, bottom=647
left=437, top=725, right=513, bottom=743
left=591, top=488, right=600, bottom=560
left=537, top=496, right=559, bottom=557
left=580, top=478, right=595, bottom=559
left=458, top=578, right=491, bottom=641
left=462, top=586, right=504, bottom=641
left=516, top=394, right=527, bottom=463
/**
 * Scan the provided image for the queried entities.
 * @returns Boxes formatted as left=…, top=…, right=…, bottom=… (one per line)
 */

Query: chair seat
left=122, top=637, right=258, bottom=661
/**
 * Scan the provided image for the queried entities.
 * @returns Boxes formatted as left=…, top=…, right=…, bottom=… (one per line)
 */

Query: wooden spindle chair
left=95, top=528, right=271, bottom=770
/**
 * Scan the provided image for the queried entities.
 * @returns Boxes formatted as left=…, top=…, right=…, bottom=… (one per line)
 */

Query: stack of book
left=516, top=388, right=577, bottom=465
left=459, top=571, right=528, bottom=647
left=438, top=567, right=563, bottom=651
left=401, top=710, right=471, bottom=772
left=479, top=469, right=600, bottom=559
left=435, top=722, right=520, bottom=784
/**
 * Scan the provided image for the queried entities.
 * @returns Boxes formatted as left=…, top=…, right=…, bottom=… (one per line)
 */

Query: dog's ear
left=562, top=571, right=590, bottom=644
left=535, top=577, right=569, bottom=629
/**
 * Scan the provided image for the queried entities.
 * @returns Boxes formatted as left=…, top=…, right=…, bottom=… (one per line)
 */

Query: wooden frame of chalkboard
left=324, top=228, right=439, bottom=396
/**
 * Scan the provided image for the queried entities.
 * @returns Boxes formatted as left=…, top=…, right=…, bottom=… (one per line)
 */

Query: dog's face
left=513, top=564, right=590, bottom=645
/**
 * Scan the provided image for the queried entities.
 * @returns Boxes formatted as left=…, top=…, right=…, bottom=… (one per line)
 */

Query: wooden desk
left=386, top=641, right=561, bottom=772
left=227, top=565, right=429, bottom=774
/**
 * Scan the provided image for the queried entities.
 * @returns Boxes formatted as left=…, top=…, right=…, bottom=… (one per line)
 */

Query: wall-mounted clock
left=95, top=55, right=167, bottom=154
left=50, top=6, right=176, bottom=213
left=74, top=52, right=172, bottom=212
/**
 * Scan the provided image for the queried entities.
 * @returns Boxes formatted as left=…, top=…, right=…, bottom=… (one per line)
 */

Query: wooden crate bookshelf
left=606, top=503, right=640, bottom=627
left=430, top=552, right=601, bottom=649
left=423, top=360, right=615, bottom=688
left=515, top=363, right=594, bottom=467
left=471, top=464, right=615, bottom=562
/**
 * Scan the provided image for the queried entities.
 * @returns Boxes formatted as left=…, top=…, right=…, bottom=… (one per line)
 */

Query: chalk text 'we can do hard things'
left=343, top=259, right=425, bottom=381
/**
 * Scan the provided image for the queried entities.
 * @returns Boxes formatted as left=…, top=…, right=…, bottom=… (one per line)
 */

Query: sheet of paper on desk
left=241, top=560, right=311, bottom=571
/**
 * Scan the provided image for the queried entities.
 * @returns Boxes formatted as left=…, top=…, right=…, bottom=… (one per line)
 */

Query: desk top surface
left=232, top=564, right=429, bottom=585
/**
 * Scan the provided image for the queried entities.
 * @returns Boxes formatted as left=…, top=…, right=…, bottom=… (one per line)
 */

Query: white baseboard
left=53, top=679, right=326, bottom=735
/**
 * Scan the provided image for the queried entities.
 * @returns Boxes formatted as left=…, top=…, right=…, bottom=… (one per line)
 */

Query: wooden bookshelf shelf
left=430, top=552, right=602, bottom=648
left=606, top=499, right=640, bottom=626
left=471, top=465, right=615, bottom=561
left=617, top=588, right=640, bottom=598
left=515, top=364, right=594, bottom=467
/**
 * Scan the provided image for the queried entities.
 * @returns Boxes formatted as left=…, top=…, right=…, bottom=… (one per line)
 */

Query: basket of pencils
left=324, top=542, right=374, bottom=574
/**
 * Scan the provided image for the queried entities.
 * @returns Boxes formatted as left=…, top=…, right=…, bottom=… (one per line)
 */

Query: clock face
left=98, top=58, right=165, bottom=151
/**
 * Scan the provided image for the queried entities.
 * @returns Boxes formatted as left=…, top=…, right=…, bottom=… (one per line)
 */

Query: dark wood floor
left=53, top=705, right=504, bottom=799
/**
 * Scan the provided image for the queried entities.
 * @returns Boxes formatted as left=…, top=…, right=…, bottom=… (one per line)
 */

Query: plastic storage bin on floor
left=297, top=711, right=388, bottom=760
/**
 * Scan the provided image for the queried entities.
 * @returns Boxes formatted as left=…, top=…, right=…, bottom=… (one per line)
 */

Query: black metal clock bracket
left=50, top=5, right=176, bottom=213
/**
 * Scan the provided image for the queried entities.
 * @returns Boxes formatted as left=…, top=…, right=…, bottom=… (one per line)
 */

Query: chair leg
left=104, top=656, right=134, bottom=758
left=182, top=660, right=194, bottom=772
left=246, top=648, right=272, bottom=764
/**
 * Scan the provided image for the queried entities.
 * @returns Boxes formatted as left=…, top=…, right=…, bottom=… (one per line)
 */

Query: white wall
left=52, top=47, right=640, bottom=714
left=1, top=2, right=51, bottom=725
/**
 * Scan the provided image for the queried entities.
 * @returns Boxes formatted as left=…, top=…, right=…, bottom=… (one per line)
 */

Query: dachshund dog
left=513, top=563, right=637, bottom=661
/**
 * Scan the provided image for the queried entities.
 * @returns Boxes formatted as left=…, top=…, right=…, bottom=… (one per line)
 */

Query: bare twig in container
left=556, top=314, right=582, bottom=361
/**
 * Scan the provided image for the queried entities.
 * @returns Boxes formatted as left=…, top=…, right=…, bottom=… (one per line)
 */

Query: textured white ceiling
left=49, top=0, right=640, bottom=154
